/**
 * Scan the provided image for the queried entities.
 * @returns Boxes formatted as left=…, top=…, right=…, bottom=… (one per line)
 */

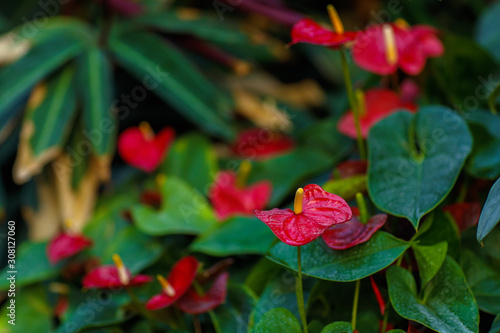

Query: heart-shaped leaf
left=477, top=177, right=500, bottom=242
left=412, top=241, right=448, bottom=287
left=387, top=256, right=479, bottom=333
left=321, top=322, right=353, bottom=333
left=161, top=133, right=218, bottom=194
left=190, top=216, right=275, bottom=256
left=132, top=177, right=217, bottom=236
left=368, top=107, right=472, bottom=228
left=254, top=308, right=302, bottom=333
left=268, top=232, right=409, bottom=282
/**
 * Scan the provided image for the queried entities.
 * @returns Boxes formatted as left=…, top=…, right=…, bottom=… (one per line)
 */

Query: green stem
left=209, top=311, right=222, bottom=333
left=381, top=303, right=391, bottom=333
left=351, top=279, right=361, bottom=330
left=355, top=192, right=369, bottom=224
left=296, top=246, right=308, bottom=333
left=340, top=48, right=366, bottom=160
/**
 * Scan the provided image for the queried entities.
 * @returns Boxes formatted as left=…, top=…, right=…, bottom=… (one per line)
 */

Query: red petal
left=412, top=25, right=444, bottom=57
left=400, top=79, right=420, bottom=103
left=82, top=266, right=126, bottom=288
left=140, top=190, right=162, bottom=209
left=338, top=89, right=417, bottom=139
left=335, top=160, right=368, bottom=178
left=443, top=202, right=481, bottom=232
left=176, top=272, right=229, bottom=314
left=254, top=184, right=352, bottom=246
left=47, top=233, right=93, bottom=264
left=54, top=295, right=69, bottom=318
left=231, top=128, right=294, bottom=160
left=118, top=127, right=175, bottom=173
left=353, top=25, right=397, bottom=75
left=322, top=212, right=387, bottom=249
left=290, top=18, right=357, bottom=47
left=129, top=274, right=153, bottom=286
left=146, top=256, right=199, bottom=310
left=210, top=172, right=272, bottom=220
left=370, top=276, right=386, bottom=315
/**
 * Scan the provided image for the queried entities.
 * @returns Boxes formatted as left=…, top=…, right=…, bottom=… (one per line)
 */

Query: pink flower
left=290, top=18, right=357, bottom=48
left=322, top=207, right=387, bottom=249
left=176, top=272, right=229, bottom=314
left=254, top=184, right=352, bottom=246
left=47, top=232, right=93, bottom=264
left=118, top=122, right=175, bottom=173
left=231, top=128, right=294, bottom=160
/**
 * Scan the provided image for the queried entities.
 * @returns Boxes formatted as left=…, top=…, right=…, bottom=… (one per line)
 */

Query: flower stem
left=340, top=48, right=366, bottom=160
left=351, top=279, right=361, bottom=331
left=296, top=246, right=308, bottom=333
left=381, top=303, right=391, bottom=333
left=209, top=311, right=222, bottom=333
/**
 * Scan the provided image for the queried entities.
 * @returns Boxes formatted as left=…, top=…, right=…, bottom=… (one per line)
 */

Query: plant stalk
left=296, top=246, right=308, bottom=333
left=351, top=279, right=361, bottom=330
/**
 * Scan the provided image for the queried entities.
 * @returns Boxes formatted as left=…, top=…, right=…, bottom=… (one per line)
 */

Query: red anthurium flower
left=176, top=272, right=229, bottom=314
left=47, top=232, right=93, bottom=264
left=210, top=161, right=272, bottom=220
left=322, top=207, right=387, bottom=250
left=353, top=20, right=443, bottom=75
left=145, top=256, right=199, bottom=310
left=118, top=122, right=175, bottom=173
left=290, top=6, right=357, bottom=48
left=443, top=202, right=481, bottom=232
left=82, top=254, right=152, bottom=289
left=254, top=184, right=352, bottom=246
left=231, top=128, right=294, bottom=160
left=337, top=88, right=417, bottom=139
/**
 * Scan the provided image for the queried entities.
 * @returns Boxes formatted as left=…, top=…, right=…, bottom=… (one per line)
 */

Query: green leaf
left=368, top=107, right=472, bottom=228
left=254, top=308, right=302, bottom=333
left=132, top=177, right=217, bottom=236
left=461, top=250, right=500, bottom=314
left=0, top=285, right=52, bottom=332
left=387, top=256, right=479, bottom=333
left=268, top=232, right=409, bottom=282
left=109, top=31, right=235, bottom=140
left=412, top=241, right=448, bottom=287
left=26, top=65, right=77, bottom=156
left=55, top=290, right=125, bottom=333
left=477, top=177, right=500, bottom=242
left=161, top=133, right=218, bottom=194
left=0, top=24, right=87, bottom=125
left=0, top=241, right=62, bottom=290
left=212, top=284, right=258, bottom=333
left=190, top=216, right=275, bottom=256
left=416, top=210, right=461, bottom=260
left=249, top=148, right=341, bottom=207
left=490, top=315, right=500, bottom=333
left=475, top=1, right=500, bottom=62
left=323, top=175, right=366, bottom=202
left=321, top=322, right=353, bottom=333
left=487, top=81, right=500, bottom=114
left=77, top=47, right=115, bottom=156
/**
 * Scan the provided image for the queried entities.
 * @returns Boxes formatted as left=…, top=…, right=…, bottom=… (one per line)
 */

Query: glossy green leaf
left=461, top=250, right=500, bottom=314
left=487, top=81, right=500, bottom=114
left=254, top=308, right=302, bottom=333
left=132, top=177, right=217, bottom=235
left=475, top=1, right=500, bottom=62
left=77, top=47, right=115, bottom=156
left=249, top=148, right=341, bottom=206
left=0, top=285, right=52, bottom=332
left=416, top=210, right=461, bottom=260
left=0, top=24, right=87, bottom=126
left=26, top=65, right=77, bottom=156
left=55, top=290, right=126, bottom=333
left=109, top=31, right=235, bottom=140
left=0, top=176, right=5, bottom=220
left=368, top=107, right=472, bottom=228
left=0, top=241, right=62, bottom=290
left=490, top=315, right=500, bottom=333
left=161, top=133, right=218, bottom=194
left=477, top=177, right=500, bottom=242
left=387, top=256, right=479, bottom=333
left=212, top=284, right=258, bottom=333
left=321, top=322, right=353, bottom=333
left=133, top=12, right=248, bottom=44
left=268, top=232, right=409, bottom=282
left=190, top=216, right=275, bottom=256
left=412, top=241, right=448, bottom=287
left=323, top=175, right=366, bottom=201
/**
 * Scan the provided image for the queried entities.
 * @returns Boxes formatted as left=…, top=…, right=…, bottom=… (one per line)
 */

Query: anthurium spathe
left=231, top=128, right=294, bottom=160
left=82, top=254, right=152, bottom=288
left=352, top=20, right=444, bottom=75
left=176, top=272, right=229, bottom=314
left=209, top=161, right=272, bottom=220
left=117, top=122, right=175, bottom=173
left=254, top=184, right=352, bottom=246
left=337, top=88, right=417, bottom=139
left=322, top=207, right=387, bottom=250
left=443, top=202, right=481, bottom=232
left=145, top=256, right=199, bottom=310
left=47, top=220, right=93, bottom=264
